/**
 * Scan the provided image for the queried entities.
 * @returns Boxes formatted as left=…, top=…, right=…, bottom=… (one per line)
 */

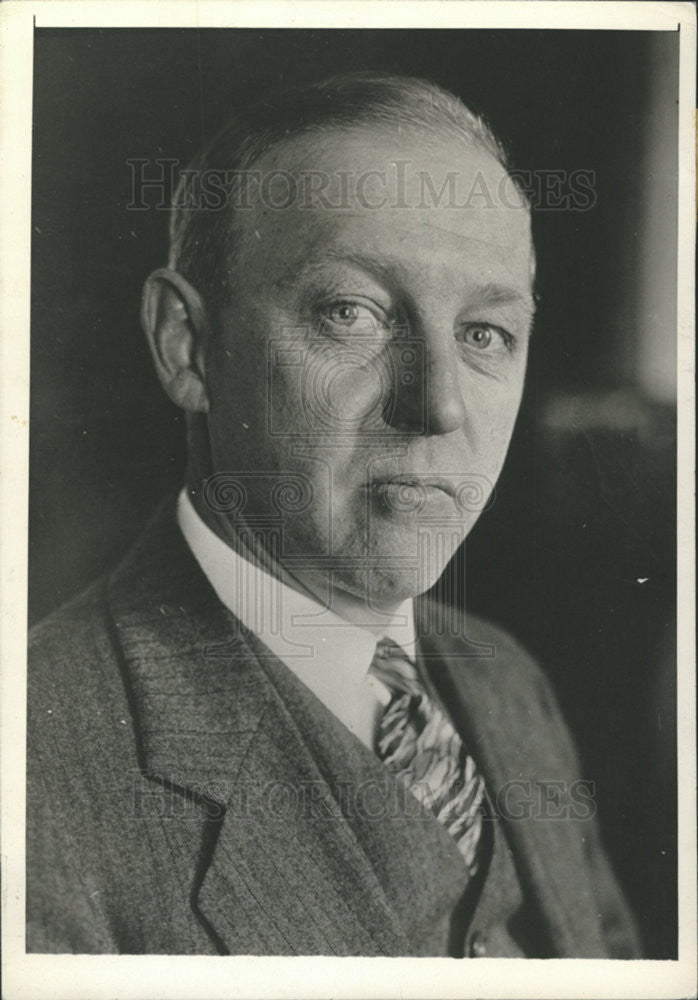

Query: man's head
left=142, top=72, right=535, bottom=611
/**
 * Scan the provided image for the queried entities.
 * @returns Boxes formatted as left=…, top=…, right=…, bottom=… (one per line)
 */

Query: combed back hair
left=169, top=71, right=515, bottom=314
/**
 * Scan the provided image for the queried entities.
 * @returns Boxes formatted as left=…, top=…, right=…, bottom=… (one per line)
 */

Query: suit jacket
left=26, top=499, right=641, bottom=956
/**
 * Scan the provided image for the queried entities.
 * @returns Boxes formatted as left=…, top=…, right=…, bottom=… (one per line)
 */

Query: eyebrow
left=283, top=249, right=536, bottom=318
left=283, top=248, right=406, bottom=291
left=467, top=282, right=537, bottom=317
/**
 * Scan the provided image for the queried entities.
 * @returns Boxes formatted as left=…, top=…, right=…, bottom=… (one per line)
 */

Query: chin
left=371, top=565, right=446, bottom=606
left=371, top=522, right=467, bottom=595
left=334, top=550, right=454, bottom=608
left=291, top=514, right=467, bottom=606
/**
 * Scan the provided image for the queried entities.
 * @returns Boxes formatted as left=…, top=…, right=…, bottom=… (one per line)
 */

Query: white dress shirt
left=176, top=490, right=416, bottom=750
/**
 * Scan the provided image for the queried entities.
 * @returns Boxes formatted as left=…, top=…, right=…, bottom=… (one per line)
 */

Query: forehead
left=231, top=125, right=533, bottom=294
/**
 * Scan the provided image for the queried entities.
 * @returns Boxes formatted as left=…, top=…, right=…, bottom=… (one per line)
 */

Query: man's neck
left=186, top=480, right=407, bottom=631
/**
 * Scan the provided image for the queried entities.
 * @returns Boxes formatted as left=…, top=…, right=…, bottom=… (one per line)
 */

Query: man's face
left=203, top=126, right=534, bottom=607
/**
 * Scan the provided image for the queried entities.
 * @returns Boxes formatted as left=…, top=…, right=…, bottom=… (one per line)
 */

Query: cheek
left=273, top=345, right=389, bottom=437
left=208, top=335, right=263, bottom=413
left=205, top=361, right=278, bottom=477
left=464, top=375, right=525, bottom=456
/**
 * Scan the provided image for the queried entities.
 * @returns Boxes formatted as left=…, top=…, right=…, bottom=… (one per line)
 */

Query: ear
left=141, top=268, right=210, bottom=413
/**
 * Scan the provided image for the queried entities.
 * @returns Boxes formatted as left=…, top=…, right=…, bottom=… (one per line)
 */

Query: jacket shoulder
left=419, top=599, right=556, bottom=696
left=460, top=610, right=562, bottom=710
left=28, top=576, right=132, bottom=726
left=27, top=579, right=137, bottom=952
left=417, top=597, right=580, bottom=772
left=30, top=575, right=109, bottom=649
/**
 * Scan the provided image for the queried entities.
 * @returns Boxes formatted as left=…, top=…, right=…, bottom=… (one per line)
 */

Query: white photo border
left=1, top=3, right=695, bottom=998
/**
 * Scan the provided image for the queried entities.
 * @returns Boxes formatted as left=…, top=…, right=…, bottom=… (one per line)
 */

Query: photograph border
left=1, top=3, right=695, bottom=998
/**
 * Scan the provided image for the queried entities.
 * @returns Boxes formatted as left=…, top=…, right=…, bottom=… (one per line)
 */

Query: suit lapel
left=415, top=597, right=609, bottom=957
left=195, top=682, right=409, bottom=955
left=107, top=501, right=407, bottom=955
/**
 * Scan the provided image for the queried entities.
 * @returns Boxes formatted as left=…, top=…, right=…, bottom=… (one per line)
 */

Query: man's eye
left=460, top=323, right=511, bottom=351
left=326, top=302, right=373, bottom=326
left=322, top=300, right=390, bottom=336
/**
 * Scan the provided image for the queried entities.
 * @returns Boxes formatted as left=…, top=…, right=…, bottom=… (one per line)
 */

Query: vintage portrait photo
left=1, top=2, right=695, bottom=998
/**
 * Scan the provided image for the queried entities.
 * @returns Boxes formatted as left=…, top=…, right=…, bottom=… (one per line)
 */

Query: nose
left=386, top=328, right=466, bottom=435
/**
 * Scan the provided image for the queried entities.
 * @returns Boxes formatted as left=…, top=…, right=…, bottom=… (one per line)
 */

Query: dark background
left=30, top=28, right=678, bottom=958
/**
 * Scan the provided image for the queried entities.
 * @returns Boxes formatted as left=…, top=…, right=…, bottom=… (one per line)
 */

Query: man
left=27, top=72, right=640, bottom=956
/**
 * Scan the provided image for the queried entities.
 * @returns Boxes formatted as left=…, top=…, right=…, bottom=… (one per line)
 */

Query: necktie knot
left=369, top=637, right=422, bottom=697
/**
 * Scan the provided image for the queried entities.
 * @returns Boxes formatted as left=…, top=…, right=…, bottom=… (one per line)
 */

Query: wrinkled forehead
left=230, top=125, right=534, bottom=291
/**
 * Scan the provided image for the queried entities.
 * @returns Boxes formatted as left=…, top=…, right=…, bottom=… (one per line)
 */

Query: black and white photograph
left=1, top=2, right=695, bottom=998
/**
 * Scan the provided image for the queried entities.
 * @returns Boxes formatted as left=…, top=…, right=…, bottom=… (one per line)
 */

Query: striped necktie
left=370, top=637, right=486, bottom=876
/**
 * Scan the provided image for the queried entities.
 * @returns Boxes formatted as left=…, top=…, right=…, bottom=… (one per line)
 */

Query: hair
left=168, top=71, right=516, bottom=314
